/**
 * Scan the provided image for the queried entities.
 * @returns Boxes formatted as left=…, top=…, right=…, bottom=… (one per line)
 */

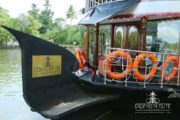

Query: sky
left=0, top=0, right=85, bottom=24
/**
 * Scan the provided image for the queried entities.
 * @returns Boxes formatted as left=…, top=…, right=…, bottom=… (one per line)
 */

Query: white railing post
left=177, top=55, right=180, bottom=86
left=161, top=54, right=165, bottom=88
left=103, top=59, right=107, bottom=84
left=178, top=32, right=180, bottom=86
left=144, top=54, right=148, bottom=88
left=125, top=50, right=128, bottom=87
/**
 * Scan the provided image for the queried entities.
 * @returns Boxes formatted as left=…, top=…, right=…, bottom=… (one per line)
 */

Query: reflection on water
left=0, top=49, right=48, bottom=120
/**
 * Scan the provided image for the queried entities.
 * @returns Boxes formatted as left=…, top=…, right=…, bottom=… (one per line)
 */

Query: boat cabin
left=78, top=0, right=180, bottom=89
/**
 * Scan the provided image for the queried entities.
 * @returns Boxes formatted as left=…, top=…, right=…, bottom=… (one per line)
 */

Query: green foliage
left=159, top=39, right=179, bottom=53
left=0, top=7, right=9, bottom=23
left=8, top=18, right=21, bottom=30
left=115, top=31, right=122, bottom=48
left=99, top=25, right=111, bottom=52
left=70, top=25, right=83, bottom=45
left=28, top=3, right=40, bottom=20
left=128, top=31, right=137, bottom=49
left=0, top=7, right=11, bottom=44
left=0, top=0, right=83, bottom=46
left=66, top=5, right=77, bottom=23
left=54, top=17, right=65, bottom=27
left=63, top=25, right=83, bottom=45
left=66, top=5, right=77, bottom=43
left=46, top=18, right=67, bottom=44
left=39, top=0, right=54, bottom=34
left=17, top=14, right=42, bottom=36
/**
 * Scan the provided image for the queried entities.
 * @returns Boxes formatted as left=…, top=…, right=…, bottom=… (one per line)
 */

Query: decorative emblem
left=32, top=55, right=62, bottom=78
left=146, top=91, right=160, bottom=104
left=44, top=56, right=53, bottom=67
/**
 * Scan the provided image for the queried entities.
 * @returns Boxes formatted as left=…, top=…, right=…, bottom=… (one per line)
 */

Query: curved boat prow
left=1, top=26, right=119, bottom=119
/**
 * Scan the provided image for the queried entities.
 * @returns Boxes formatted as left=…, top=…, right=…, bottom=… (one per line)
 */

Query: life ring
left=105, top=50, right=133, bottom=80
left=133, top=53, right=158, bottom=82
left=79, top=50, right=87, bottom=65
left=75, top=48, right=87, bottom=70
left=160, top=55, right=179, bottom=81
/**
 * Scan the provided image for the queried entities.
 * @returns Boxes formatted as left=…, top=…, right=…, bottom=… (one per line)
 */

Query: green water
left=0, top=49, right=47, bottom=120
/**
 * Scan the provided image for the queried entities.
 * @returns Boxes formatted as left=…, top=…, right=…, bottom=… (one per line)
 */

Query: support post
left=93, top=23, right=99, bottom=68
left=123, top=26, right=129, bottom=49
left=83, top=26, right=89, bottom=60
left=139, top=17, right=147, bottom=73
left=140, top=17, right=147, bottom=51
left=111, top=25, right=115, bottom=48
left=137, top=26, right=141, bottom=50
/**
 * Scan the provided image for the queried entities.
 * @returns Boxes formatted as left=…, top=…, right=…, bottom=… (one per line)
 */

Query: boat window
left=99, top=25, right=111, bottom=55
left=146, top=21, right=158, bottom=52
left=146, top=20, right=180, bottom=54
left=88, top=27, right=95, bottom=64
left=115, top=27, right=123, bottom=48
left=128, top=26, right=138, bottom=50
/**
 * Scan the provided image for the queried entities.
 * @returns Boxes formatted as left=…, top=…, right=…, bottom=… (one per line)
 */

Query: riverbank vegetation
left=0, top=0, right=83, bottom=47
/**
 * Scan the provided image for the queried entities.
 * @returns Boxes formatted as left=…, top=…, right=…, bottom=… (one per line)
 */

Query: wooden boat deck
left=79, top=72, right=180, bottom=92
left=40, top=83, right=119, bottom=119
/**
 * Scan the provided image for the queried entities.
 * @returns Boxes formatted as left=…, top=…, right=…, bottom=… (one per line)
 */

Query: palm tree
left=66, top=5, right=77, bottom=43
left=66, top=5, right=77, bottom=24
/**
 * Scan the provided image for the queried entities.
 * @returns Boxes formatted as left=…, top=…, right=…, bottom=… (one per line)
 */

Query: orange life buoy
left=160, top=55, right=179, bottom=81
left=105, top=50, right=133, bottom=80
left=79, top=50, right=87, bottom=65
left=133, top=53, right=158, bottom=82
left=75, top=48, right=86, bottom=70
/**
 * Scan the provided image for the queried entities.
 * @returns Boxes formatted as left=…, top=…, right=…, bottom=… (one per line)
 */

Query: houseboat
left=2, top=0, right=180, bottom=119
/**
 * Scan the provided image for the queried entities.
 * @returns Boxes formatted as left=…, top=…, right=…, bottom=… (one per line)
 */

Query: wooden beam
left=139, top=17, right=147, bottom=72
left=123, top=26, right=129, bottom=49
left=179, top=32, right=180, bottom=54
left=140, top=17, right=147, bottom=51
left=110, top=25, right=115, bottom=48
left=93, top=23, right=99, bottom=68
left=137, top=26, right=141, bottom=50
left=83, top=26, right=89, bottom=60
left=101, top=21, right=141, bottom=26
left=178, top=32, right=180, bottom=84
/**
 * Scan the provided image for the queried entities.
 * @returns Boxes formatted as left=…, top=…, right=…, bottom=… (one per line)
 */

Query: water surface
left=0, top=48, right=48, bottom=120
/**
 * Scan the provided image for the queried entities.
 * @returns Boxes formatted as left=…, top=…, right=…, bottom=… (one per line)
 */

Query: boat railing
left=103, top=47, right=180, bottom=88
left=85, top=0, right=124, bottom=11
